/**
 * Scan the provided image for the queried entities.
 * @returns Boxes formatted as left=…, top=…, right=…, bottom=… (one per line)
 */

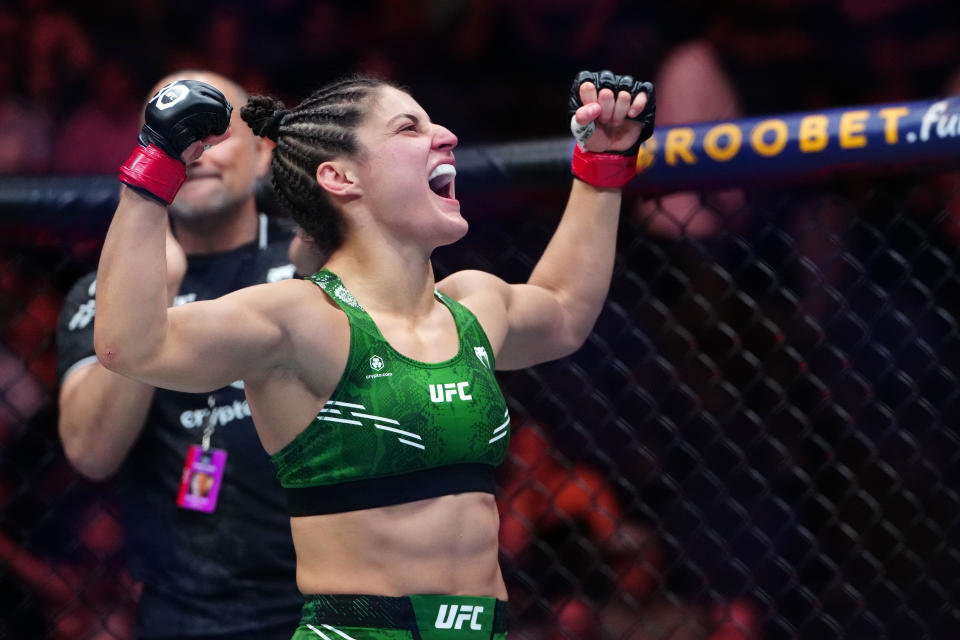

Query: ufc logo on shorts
left=434, top=604, right=484, bottom=631
left=429, top=382, right=472, bottom=403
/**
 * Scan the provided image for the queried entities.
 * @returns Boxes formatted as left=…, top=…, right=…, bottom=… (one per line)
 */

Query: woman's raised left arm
left=453, top=70, right=656, bottom=370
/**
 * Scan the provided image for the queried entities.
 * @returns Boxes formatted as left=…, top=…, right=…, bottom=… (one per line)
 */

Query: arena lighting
left=2, top=95, right=959, bottom=228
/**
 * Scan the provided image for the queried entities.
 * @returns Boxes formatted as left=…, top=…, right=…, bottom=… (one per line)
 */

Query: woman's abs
left=289, top=492, right=507, bottom=599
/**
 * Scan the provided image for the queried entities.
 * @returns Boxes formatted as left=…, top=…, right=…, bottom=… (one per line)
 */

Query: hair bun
left=259, top=109, right=289, bottom=141
left=240, top=96, right=289, bottom=141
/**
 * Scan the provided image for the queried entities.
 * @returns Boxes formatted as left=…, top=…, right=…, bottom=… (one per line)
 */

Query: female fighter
left=94, top=70, right=654, bottom=639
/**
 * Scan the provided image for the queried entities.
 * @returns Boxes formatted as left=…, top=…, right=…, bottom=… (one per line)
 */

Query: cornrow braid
left=240, top=74, right=391, bottom=255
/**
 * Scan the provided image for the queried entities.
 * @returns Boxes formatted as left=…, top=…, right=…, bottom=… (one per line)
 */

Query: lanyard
left=201, top=394, right=216, bottom=452
left=178, top=393, right=227, bottom=512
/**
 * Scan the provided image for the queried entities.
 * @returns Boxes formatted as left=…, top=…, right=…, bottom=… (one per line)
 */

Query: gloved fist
left=141, top=80, right=233, bottom=160
left=568, top=70, right=656, bottom=156
left=567, top=69, right=656, bottom=189
left=119, top=80, right=233, bottom=205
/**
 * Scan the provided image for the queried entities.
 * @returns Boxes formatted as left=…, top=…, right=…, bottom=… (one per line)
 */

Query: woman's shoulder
left=238, top=276, right=350, bottom=367
left=437, top=269, right=507, bottom=301
left=437, top=270, right=511, bottom=347
left=225, top=276, right=342, bottom=321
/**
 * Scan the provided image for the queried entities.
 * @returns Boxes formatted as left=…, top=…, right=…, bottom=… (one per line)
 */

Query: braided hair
left=240, top=74, right=391, bottom=254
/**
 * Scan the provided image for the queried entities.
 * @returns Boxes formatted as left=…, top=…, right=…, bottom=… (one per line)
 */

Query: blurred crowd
left=2, top=1, right=960, bottom=639
left=1, top=0, right=959, bottom=177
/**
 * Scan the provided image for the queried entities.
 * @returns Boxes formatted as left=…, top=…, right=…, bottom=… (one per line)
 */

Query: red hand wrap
left=571, top=145, right=638, bottom=189
left=118, top=144, right=186, bottom=205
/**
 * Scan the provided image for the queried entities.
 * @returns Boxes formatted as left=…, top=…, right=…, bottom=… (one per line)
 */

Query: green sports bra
left=271, top=269, right=511, bottom=515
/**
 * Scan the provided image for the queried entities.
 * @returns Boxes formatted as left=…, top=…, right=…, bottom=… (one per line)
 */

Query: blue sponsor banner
left=4, top=97, right=960, bottom=226
left=630, top=96, right=960, bottom=194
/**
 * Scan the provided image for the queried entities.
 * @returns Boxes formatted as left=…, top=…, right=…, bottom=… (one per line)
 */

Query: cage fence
left=2, top=112, right=960, bottom=640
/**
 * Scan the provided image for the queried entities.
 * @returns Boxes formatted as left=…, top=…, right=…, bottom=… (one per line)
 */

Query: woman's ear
left=316, top=161, right=360, bottom=197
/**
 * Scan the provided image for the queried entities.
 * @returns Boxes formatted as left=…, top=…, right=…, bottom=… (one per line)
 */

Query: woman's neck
left=324, top=246, right=438, bottom=316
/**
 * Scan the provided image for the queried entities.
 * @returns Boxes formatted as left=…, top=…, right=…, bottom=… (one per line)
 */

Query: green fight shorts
left=290, top=594, right=509, bottom=640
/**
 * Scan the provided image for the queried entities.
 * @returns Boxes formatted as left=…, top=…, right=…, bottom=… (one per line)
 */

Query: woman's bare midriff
left=290, top=491, right=508, bottom=599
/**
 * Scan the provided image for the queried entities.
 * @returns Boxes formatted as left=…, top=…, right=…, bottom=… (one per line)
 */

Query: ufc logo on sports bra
left=429, top=382, right=472, bottom=403
left=435, top=604, right=484, bottom=630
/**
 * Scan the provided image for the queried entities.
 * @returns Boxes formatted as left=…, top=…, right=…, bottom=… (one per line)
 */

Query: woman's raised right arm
left=94, top=79, right=289, bottom=393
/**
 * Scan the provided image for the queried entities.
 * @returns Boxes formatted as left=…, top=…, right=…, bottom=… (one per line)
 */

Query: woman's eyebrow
left=387, top=113, right=419, bottom=127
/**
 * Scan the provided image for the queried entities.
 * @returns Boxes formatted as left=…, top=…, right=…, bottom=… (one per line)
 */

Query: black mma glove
left=119, top=80, right=233, bottom=204
left=568, top=70, right=656, bottom=188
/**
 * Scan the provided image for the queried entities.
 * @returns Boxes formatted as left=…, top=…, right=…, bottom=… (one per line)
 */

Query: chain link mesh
left=2, top=170, right=959, bottom=639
